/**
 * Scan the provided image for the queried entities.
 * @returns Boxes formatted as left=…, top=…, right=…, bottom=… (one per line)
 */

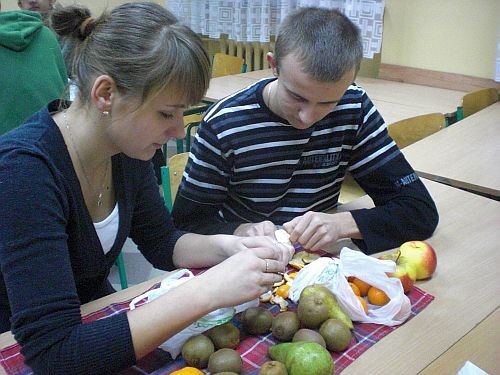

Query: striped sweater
left=173, top=78, right=438, bottom=253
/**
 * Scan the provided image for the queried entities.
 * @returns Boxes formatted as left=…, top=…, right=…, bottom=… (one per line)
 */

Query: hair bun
left=79, top=17, right=94, bottom=39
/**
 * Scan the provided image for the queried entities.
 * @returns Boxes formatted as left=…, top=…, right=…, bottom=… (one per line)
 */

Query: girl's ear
left=267, top=52, right=278, bottom=76
left=91, top=75, right=116, bottom=114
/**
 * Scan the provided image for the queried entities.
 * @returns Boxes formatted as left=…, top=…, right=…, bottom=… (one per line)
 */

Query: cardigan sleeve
left=126, top=158, right=186, bottom=270
left=0, top=148, right=136, bottom=374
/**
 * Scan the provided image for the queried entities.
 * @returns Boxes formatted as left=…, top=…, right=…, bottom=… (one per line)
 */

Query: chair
left=161, top=152, right=190, bottom=210
left=114, top=253, right=128, bottom=289
left=387, top=112, right=445, bottom=149
left=176, top=102, right=212, bottom=153
left=460, top=88, right=498, bottom=118
left=339, top=113, right=446, bottom=204
left=338, top=173, right=366, bottom=204
left=357, top=52, right=381, bottom=78
left=175, top=54, right=246, bottom=153
left=211, top=53, right=246, bottom=78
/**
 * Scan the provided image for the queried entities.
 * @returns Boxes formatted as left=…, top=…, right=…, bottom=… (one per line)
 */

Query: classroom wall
left=2, top=0, right=497, bottom=80
left=382, top=0, right=499, bottom=80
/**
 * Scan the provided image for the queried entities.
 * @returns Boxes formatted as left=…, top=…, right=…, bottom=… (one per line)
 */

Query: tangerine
left=356, top=296, right=368, bottom=314
left=348, top=282, right=361, bottom=296
left=351, top=277, right=371, bottom=296
left=367, top=287, right=390, bottom=306
left=170, top=367, right=204, bottom=375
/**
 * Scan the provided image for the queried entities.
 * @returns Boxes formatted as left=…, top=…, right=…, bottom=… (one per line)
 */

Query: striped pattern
left=179, top=78, right=400, bottom=224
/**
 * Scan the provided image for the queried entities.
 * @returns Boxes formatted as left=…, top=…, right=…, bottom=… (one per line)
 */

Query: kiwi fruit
left=208, top=348, right=243, bottom=374
left=297, top=295, right=329, bottom=329
left=292, top=328, right=327, bottom=348
left=271, top=311, right=300, bottom=342
left=259, top=360, right=288, bottom=374
left=181, top=334, right=214, bottom=369
left=241, top=306, right=273, bottom=335
left=319, top=318, right=352, bottom=352
left=208, top=322, right=241, bottom=349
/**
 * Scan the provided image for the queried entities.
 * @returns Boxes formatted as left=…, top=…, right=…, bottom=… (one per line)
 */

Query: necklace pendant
left=97, top=192, right=103, bottom=207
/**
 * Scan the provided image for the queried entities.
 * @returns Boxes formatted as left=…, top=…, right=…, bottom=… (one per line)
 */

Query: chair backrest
left=387, top=112, right=446, bottom=149
left=338, top=172, right=366, bottom=204
left=212, top=53, right=245, bottom=78
left=462, top=88, right=498, bottom=118
left=161, top=152, right=190, bottom=210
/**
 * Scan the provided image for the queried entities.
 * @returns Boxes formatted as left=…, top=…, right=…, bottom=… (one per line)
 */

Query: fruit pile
left=378, top=240, right=437, bottom=294
left=178, top=283, right=348, bottom=374
left=180, top=325, right=243, bottom=374
left=348, top=277, right=389, bottom=313
left=176, top=240, right=437, bottom=374
left=263, top=284, right=352, bottom=374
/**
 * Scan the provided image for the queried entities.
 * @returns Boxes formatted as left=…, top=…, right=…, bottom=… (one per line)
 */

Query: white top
left=93, top=203, right=119, bottom=254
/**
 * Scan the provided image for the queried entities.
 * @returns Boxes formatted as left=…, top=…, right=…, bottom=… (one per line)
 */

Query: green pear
left=300, top=284, right=353, bottom=329
left=268, top=341, right=334, bottom=375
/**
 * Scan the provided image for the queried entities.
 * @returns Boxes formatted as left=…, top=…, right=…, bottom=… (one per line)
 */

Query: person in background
left=0, top=0, right=67, bottom=135
left=173, top=7, right=439, bottom=255
left=0, top=3, right=293, bottom=374
left=17, top=0, right=56, bottom=26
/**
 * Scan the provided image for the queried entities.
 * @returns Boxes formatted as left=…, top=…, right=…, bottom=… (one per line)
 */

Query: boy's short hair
left=275, top=7, right=363, bottom=82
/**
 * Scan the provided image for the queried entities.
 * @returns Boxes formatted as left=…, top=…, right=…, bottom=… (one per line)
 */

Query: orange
left=351, top=277, right=371, bottom=297
left=367, top=287, right=390, bottom=306
left=356, top=296, right=368, bottom=314
left=275, top=284, right=291, bottom=299
left=170, top=367, right=204, bottom=375
left=349, top=282, right=361, bottom=296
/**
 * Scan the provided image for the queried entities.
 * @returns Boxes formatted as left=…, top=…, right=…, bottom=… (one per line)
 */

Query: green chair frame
left=161, top=166, right=173, bottom=211
left=175, top=101, right=213, bottom=154
left=115, top=252, right=128, bottom=289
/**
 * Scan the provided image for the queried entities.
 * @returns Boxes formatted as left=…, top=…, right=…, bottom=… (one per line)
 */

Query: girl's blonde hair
left=51, top=2, right=210, bottom=109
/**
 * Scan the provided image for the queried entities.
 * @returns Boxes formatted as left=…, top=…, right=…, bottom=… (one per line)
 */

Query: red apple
left=379, top=251, right=417, bottom=293
left=390, top=262, right=417, bottom=293
left=399, top=241, right=437, bottom=280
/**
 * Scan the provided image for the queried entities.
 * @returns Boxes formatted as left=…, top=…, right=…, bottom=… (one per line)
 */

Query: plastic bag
left=129, top=269, right=258, bottom=358
left=289, top=247, right=411, bottom=326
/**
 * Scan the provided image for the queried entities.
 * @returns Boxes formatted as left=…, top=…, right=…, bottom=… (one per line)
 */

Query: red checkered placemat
left=0, top=283, right=434, bottom=375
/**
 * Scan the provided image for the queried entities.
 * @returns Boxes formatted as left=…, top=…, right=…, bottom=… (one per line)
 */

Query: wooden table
left=226, top=69, right=466, bottom=125
left=1, top=180, right=498, bottom=374
left=204, top=74, right=258, bottom=102
left=402, top=102, right=500, bottom=199
left=337, top=179, right=500, bottom=375
left=236, top=69, right=465, bottom=112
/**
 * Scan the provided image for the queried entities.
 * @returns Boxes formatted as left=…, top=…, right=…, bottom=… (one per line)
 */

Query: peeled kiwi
left=319, top=318, right=352, bottom=352
left=181, top=334, right=215, bottom=369
left=208, top=322, right=241, bottom=349
left=271, top=311, right=300, bottom=342
left=292, top=328, right=327, bottom=348
left=241, top=306, right=273, bottom=335
left=208, top=348, right=243, bottom=374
